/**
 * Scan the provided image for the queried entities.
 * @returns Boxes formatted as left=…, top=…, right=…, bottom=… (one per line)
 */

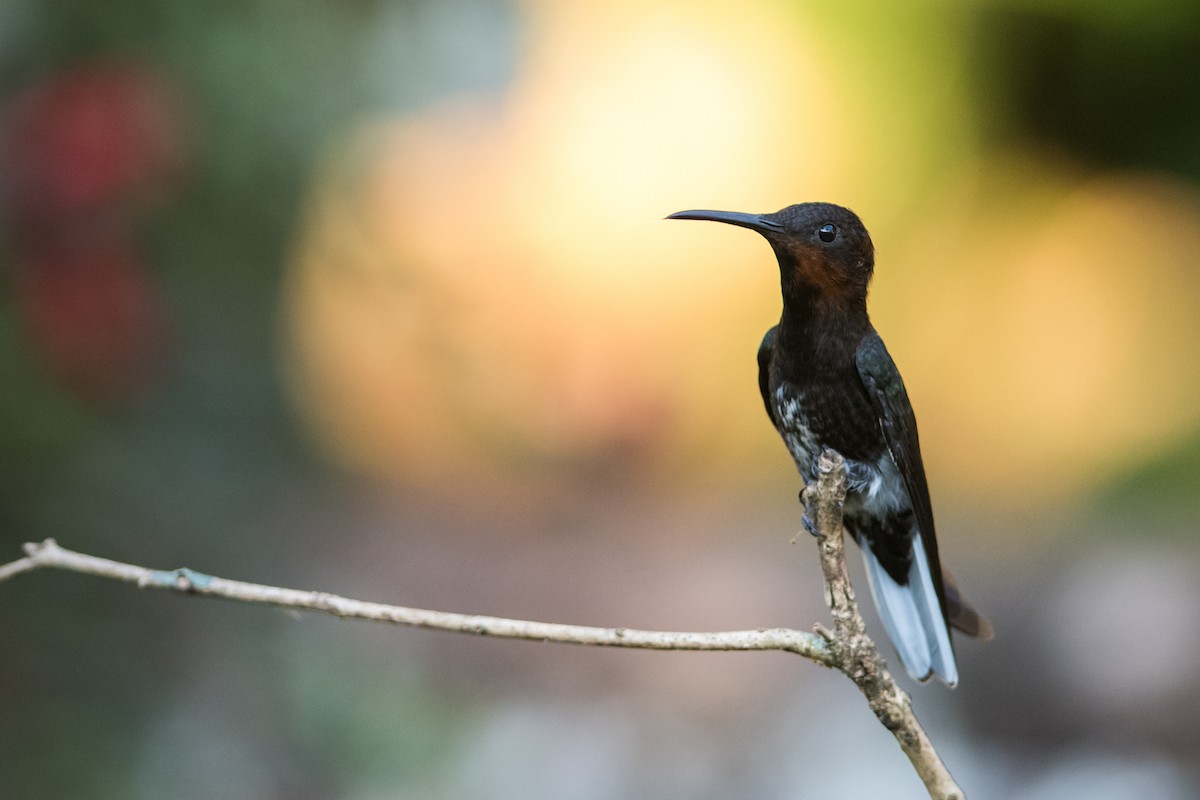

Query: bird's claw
left=798, top=487, right=820, bottom=537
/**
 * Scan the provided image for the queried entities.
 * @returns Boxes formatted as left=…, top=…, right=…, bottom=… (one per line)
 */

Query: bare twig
left=0, top=555, right=38, bottom=583
left=0, top=450, right=962, bottom=799
left=805, top=450, right=964, bottom=800
left=0, top=539, right=835, bottom=663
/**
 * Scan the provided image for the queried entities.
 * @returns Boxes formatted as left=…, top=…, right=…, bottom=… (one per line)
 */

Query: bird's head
left=668, top=202, right=875, bottom=306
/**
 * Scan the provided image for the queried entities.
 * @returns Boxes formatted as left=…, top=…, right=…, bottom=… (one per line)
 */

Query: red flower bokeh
left=2, top=61, right=187, bottom=408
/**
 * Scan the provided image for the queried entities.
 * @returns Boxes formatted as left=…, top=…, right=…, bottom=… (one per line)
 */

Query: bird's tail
left=861, top=536, right=958, bottom=687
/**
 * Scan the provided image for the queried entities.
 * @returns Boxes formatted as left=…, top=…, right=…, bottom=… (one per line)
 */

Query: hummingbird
left=668, top=202, right=990, bottom=685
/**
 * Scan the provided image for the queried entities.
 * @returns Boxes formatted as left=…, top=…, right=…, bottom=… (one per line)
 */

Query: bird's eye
left=817, top=224, right=837, bottom=243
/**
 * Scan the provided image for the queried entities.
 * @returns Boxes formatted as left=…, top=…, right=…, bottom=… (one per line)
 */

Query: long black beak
left=666, top=209, right=783, bottom=235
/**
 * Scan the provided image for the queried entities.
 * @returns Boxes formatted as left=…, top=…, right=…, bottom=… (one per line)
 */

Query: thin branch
left=0, top=539, right=835, bottom=663
left=0, top=450, right=963, bottom=800
left=0, top=555, right=38, bottom=583
left=805, top=450, right=964, bottom=800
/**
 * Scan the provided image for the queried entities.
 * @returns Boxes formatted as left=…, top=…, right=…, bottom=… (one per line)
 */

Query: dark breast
left=775, top=375, right=913, bottom=577
left=775, top=373, right=886, bottom=465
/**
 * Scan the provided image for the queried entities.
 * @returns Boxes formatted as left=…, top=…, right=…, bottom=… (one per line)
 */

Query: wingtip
left=943, top=568, right=995, bottom=640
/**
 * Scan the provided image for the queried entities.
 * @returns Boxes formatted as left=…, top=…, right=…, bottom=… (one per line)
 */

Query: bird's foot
left=802, top=509, right=820, bottom=538
left=798, top=487, right=820, bottom=537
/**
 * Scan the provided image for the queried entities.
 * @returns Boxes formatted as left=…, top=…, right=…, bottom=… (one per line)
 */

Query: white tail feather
left=861, top=537, right=958, bottom=686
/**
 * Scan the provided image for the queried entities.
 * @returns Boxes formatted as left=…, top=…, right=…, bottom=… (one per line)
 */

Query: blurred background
left=2, top=0, right=1200, bottom=797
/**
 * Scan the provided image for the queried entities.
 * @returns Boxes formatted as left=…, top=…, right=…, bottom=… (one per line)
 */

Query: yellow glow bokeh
left=283, top=1, right=1200, bottom=507
left=881, top=159, right=1200, bottom=495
